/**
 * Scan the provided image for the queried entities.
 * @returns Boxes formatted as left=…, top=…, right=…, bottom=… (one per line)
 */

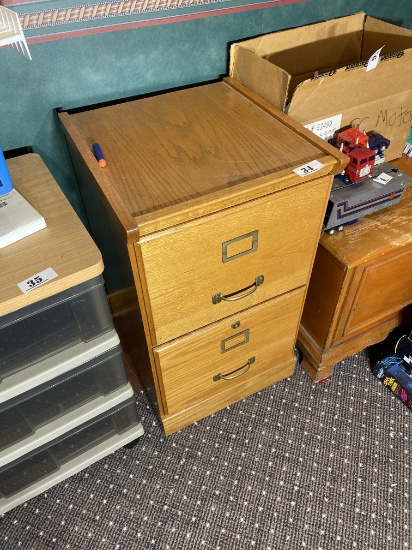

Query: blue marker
left=92, top=143, right=106, bottom=167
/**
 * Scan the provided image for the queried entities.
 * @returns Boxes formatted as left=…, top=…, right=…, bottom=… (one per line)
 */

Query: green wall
left=1, top=0, right=411, bottom=221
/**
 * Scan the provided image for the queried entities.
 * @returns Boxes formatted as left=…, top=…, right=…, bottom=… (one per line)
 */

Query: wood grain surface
left=0, top=154, right=103, bottom=316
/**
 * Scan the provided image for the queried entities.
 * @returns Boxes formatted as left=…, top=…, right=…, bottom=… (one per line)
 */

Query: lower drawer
left=0, top=343, right=128, bottom=454
left=0, top=396, right=143, bottom=513
left=154, top=287, right=306, bottom=415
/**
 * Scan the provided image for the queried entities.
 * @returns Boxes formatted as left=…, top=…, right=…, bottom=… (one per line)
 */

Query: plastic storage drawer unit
left=0, top=275, right=113, bottom=381
left=0, top=343, right=129, bottom=454
left=0, top=396, right=143, bottom=514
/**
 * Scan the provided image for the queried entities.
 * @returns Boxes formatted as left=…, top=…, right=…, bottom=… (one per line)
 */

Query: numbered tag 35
left=18, top=267, right=58, bottom=294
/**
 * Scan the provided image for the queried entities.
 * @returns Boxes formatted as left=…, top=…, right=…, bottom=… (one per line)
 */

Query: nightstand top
left=0, top=154, right=103, bottom=316
left=320, top=155, right=412, bottom=265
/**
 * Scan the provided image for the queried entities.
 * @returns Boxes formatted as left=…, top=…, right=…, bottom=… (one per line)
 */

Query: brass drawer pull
left=212, top=275, right=264, bottom=304
left=213, top=356, right=255, bottom=382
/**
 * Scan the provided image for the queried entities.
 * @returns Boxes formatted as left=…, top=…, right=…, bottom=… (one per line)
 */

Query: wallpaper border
left=0, top=0, right=307, bottom=43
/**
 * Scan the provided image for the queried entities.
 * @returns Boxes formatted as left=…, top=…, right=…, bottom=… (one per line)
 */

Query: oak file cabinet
left=60, top=78, right=347, bottom=435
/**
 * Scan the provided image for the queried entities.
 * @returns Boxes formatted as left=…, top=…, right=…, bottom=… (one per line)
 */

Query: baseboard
left=108, top=286, right=138, bottom=318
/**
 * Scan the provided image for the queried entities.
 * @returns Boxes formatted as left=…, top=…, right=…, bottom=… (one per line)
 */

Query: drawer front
left=138, top=176, right=330, bottom=345
left=341, top=248, right=412, bottom=337
left=154, top=287, right=306, bottom=415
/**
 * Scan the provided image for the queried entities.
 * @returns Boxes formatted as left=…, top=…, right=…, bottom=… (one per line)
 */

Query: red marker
left=92, top=143, right=106, bottom=167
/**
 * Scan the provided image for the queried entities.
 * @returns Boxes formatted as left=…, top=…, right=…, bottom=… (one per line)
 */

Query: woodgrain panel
left=59, top=79, right=346, bottom=433
left=344, top=249, right=412, bottom=334
left=154, top=287, right=306, bottom=415
left=63, top=82, right=325, bottom=220
left=139, top=176, right=330, bottom=345
left=297, top=155, right=412, bottom=382
left=162, top=356, right=296, bottom=436
left=0, top=154, right=103, bottom=316
left=299, top=245, right=347, bottom=348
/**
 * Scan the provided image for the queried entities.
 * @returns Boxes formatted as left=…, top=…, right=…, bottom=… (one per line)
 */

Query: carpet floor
left=1, top=329, right=411, bottom=550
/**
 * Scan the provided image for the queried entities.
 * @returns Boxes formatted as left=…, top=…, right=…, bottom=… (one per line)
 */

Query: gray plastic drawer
left=0, top=329, right=120, bottom=404
left=0, top=342, right=128, bottom=455
left=0, top=275, right=113, bottom=381
left=0, top=396, right=143, bottom=514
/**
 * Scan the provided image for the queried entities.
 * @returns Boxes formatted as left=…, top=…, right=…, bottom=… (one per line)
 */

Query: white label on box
left=366, top=46, right=384, bottom=72
left=404, top=142, right=412, bottom=156
left=373, top=173, right=393, bottom=185
left=304, top=114, right=342, bottom=142
left=18, top=267, right=58, bottom=294
left=293, top=160, right=324, bottom=177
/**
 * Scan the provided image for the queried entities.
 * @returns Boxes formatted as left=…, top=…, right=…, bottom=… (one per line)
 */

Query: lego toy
left=323, top=127, right=408, bottom=234
left=323, top=163, right=410, bottom=234
left=373, top=330, right=412, bottom=409
left=334, top=128, right=391, bottom=185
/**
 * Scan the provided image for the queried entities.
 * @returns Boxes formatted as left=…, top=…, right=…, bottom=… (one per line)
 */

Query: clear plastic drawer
left=0, top=343, right=128, bottom=453
left=0, top=275, right=113, bottom=381
left=0, top=397, right=140, bottom=501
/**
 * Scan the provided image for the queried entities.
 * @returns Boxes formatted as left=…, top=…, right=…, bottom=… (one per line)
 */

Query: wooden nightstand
left=298, top=155, right=412, bottom=382
left=59, top=78, right=346, bottom=434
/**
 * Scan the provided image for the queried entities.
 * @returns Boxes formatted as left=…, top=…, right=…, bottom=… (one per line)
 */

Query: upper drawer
left=138, top=176, right=330, bottom=345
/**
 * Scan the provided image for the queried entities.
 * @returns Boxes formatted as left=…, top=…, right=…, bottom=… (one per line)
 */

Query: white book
left=0, top=189, right=46, bottom=249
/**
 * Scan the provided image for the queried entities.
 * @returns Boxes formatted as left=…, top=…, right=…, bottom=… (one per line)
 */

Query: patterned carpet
left=1, top=330, right=411, bottom=550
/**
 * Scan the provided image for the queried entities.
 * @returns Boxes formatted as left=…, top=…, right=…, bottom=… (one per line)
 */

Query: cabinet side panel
left=300, top=244, right=347, bottom=348
left=344, top=248, right=412, bottom=334
left=64, top=138, right=161, bottom=410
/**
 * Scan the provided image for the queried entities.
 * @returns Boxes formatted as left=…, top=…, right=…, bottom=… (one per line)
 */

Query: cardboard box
left=374, top=354, right=412, bottom=409
left=229, top=13, right=412, bottom=161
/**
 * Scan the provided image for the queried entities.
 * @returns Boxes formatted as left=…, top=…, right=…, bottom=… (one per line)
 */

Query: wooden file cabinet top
left=60, top=79, right=347, bottom=434
left=60, top=79, right=346, bottom=238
